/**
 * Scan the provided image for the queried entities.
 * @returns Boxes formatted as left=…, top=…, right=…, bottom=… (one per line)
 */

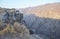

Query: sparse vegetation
left=0, top=22, right=29, bottom=35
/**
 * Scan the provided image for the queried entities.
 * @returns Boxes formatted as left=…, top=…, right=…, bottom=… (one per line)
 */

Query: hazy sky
left=0, top=0, right=60, bottom=8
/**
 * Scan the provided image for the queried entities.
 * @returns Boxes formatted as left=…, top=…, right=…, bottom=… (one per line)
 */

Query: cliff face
left=20, top=3, right=60, bottom=19
left=23, top=14, right=60, bottom=39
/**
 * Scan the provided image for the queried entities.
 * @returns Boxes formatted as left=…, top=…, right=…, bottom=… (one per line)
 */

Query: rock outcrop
left=0, top=10, right=41, bottom=39
left=2, top=10, right=23, bottom=24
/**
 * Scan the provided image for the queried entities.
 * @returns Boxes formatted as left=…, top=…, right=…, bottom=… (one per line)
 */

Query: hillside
left=0, top=3, right=60, bottom=39
left=20, top=3, right=60, bottom=19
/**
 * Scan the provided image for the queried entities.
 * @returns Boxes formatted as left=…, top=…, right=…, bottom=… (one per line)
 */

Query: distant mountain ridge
left=19, top=3, right=60, bottom=19
left=0, top=3, right=60, bottom=19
